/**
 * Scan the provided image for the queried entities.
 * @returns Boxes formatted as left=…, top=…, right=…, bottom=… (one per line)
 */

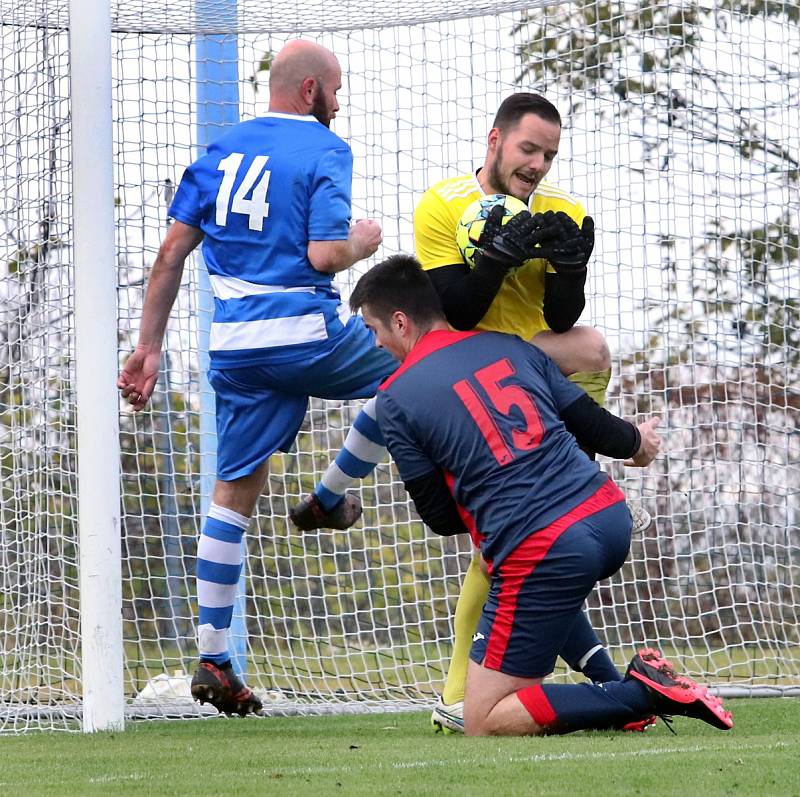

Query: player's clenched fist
left=349, top=218, right=382, bottom=260
left=625, top=416, right=662, bottom=467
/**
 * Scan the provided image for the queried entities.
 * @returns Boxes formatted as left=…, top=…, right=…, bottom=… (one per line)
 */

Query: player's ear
left=300, top=76, right=317, bottom=102
left=487, top=127, right=500, bottom=151
left=391, top=310, right=408, bottom=333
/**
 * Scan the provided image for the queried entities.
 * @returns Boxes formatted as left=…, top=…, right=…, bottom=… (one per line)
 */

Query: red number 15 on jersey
left=453, top=358, right=544, bottom=466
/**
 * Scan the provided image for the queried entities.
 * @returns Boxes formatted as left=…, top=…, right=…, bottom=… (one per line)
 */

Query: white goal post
left=1, top=0, right=798, bottom=733
left=70, top=0, right=124, bottom=733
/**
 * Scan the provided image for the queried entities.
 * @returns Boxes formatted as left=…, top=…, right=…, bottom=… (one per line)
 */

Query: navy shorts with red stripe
left=470, top=480, right=632, bottom=679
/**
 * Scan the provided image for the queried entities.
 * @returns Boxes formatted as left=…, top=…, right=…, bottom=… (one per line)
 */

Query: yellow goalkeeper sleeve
left=442, top=551, right=490, bottom=706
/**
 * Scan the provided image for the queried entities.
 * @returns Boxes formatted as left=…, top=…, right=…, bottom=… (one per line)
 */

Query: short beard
left=486, top=158, right=512, bottom=198
left=487, top=148, right=531, bottom=202
left=310, top=85, right=331, bottom=127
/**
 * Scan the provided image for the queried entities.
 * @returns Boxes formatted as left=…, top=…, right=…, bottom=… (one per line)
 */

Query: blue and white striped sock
left=315, top=397, right=387, bottom=511
left=196, top=503, right=249, bottom=664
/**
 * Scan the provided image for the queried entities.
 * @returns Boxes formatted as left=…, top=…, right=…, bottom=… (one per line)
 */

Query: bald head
left=268, top=40, right=342, bottom=126
left=269, top=40, right=338, bottom=93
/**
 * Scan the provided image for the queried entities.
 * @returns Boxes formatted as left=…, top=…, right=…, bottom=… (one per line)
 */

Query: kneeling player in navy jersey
left=350, top=254, right=733, bottom=736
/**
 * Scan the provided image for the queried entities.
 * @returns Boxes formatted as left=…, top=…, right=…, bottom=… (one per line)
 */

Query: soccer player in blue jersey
left=348, top=254, right=733, bottom=736
left=117, top=40, right=398, bottom=715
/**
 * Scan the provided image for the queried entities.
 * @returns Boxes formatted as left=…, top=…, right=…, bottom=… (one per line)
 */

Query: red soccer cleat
left=621, top=714, right=658, bottom=732
left=626, top=648, right=733, bottom=730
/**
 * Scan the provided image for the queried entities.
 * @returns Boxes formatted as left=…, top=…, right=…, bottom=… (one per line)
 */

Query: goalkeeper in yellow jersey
left=289, top=92, right=652, bottom=733
left=413, top=93, right=652, bottom=734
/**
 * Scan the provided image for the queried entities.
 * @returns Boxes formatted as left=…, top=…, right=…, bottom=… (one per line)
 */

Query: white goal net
left=1, top=0, right=798, bottom=732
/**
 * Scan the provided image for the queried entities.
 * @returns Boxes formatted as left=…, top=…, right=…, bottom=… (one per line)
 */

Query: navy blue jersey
left=169, top=113, right=354, bottom=368
left=376, top=330, right=611, bottom=566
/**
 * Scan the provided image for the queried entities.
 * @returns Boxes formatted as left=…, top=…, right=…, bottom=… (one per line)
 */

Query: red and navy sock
left=518, top=679, right=652, bottom=733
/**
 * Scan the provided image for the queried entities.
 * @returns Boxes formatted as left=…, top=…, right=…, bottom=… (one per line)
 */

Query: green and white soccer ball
left=455, top=193, right=530, bottom=268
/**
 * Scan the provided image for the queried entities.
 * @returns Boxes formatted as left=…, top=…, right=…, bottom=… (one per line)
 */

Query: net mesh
left=1, top=0, right=798, bottom=732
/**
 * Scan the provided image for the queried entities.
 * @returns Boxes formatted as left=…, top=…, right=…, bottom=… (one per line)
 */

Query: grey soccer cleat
left=190, top=661, right=262, bottom=717
left=289, top=492, right=363, bottom=531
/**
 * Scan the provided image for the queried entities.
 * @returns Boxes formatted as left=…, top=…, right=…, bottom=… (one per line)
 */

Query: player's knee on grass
left=463, top=700, right=496, bottom=736
left=465, top=693, right=547, bottom=737
left=464, top=660, right=546, bottom=736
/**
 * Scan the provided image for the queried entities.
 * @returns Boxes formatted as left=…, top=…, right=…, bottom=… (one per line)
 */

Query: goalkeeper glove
left=530, top=211, right=595, bottom=273
left=476, top=204, right=540, bottom=272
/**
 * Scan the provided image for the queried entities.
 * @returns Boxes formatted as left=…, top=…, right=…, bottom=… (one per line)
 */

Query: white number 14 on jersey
left=215, top=152, right=272, bottom=231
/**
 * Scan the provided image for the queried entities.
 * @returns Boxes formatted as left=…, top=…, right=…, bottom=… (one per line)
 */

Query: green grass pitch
left=1, top=699, right=797, bottom=796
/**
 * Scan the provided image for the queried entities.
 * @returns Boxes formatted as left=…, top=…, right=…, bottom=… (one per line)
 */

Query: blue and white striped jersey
left=169, top=112, right=355, bottom=367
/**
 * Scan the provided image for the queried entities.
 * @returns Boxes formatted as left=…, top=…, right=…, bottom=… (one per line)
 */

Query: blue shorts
left=209, top=317, right=398, bottom=480
left=470, top=483, right=631, bottom=678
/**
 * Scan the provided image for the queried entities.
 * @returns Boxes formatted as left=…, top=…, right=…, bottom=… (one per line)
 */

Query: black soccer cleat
left=626, top=648, right=733, bottom=730
left=289, top=492, right=363, bottom=531
left=191, top=661, right=262, bottom=717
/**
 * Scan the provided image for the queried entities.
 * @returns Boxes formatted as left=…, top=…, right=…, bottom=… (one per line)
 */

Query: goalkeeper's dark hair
left=493, top=93, right=561, bottom=131
left=350, top=254, right=445, bottom=327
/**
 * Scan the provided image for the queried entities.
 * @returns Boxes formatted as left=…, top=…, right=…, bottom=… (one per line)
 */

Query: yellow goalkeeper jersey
left=413, top=172, right=586, bottom=340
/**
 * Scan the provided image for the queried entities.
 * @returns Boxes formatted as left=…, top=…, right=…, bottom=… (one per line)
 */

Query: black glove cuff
left=474, top=249, right=521, bottom=273
left=549, top=264, right=588, bottom=280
